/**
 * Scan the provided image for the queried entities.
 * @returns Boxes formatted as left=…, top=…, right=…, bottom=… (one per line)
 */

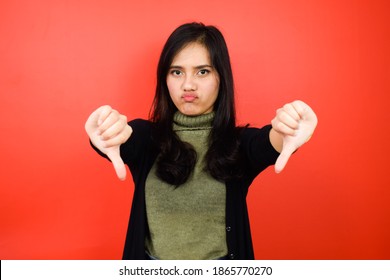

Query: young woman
left=85, top=22, right=317, bottom=260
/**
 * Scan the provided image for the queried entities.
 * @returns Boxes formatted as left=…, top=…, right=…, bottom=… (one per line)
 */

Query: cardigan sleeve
left=119, top=119, right=154, bottom=165
left=240, top=124, right=280, bottom=177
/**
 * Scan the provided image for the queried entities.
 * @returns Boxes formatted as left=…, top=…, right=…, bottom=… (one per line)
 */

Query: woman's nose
left=182, top=75, right=196, bottom=91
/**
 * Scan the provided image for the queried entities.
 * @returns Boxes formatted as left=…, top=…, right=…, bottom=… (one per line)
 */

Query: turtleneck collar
left=173, top=111, right=215, bottom=131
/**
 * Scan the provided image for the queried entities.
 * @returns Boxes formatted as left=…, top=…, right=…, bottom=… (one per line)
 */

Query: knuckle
left=119, top=133, right=127, bottom=143
left=120, top=114, right=127, bottom=123
left=102, top=105, right=112, bottom=115
left=110, top=110, right=119, bottom=120
left=277, top=121, right=285, bottom=131
left=101, top=105, right=111, bottom=111
left=294, top=100, right=303, bottom=105
left=271, top=117, right=278, bottom=126
left=279, top=111, right=288, bottom=121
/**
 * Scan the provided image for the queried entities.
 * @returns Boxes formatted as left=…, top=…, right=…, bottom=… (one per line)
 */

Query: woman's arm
left=269, top=100, right=318, bottom=173
left=85, top=105, right=133, bottom=180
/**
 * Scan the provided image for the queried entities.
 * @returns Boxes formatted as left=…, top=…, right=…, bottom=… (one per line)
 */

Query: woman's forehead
left=171, top=42, right=211, bottom=66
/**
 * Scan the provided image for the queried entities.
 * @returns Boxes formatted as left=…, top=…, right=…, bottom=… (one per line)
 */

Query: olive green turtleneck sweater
left=145, top=111, right=227, bottom=260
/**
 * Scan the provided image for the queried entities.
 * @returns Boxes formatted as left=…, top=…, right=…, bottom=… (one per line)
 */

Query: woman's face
left=166, top=42, right=220, bottom=116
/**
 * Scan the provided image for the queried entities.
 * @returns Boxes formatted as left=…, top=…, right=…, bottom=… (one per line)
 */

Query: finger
left=282, top=103, right=301, bottom=121
left=100, top=115, right=127, bottom=140
left=274, top=143, right=296, bottom=173
left=97, top=105, right=113, bottom=127
left=291, top=101, right=318, bottom=133
left=106, top=149, right=127, bottom=181
left=85, top=105, right=112, bottom=135
left=101, top=125, right=132, bottom=148
left=85, top=110, right=100, bottom=134
left=291, top=100, right=307, bottom=118
left=277, top=109, right=300, bottom=130
left=102, top=133, right=127, bottom=148
left=272, top=119, right=296, bottom=136
left=98, top=110, right=120, bottom=135
left=299, top=102, right=318, bottom=125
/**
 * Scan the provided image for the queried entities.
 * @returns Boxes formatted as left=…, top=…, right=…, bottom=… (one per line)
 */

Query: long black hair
left=150, top=22, right=243, bottom=185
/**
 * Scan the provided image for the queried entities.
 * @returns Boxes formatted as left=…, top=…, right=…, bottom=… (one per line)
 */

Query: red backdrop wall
left=0, top=0, right=389, bottom=259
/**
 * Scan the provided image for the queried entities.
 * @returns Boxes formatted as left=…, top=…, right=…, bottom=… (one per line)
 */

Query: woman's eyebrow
left=169, top=64, right=213, bottom=69
left=194, top=64, right=213, bottom=69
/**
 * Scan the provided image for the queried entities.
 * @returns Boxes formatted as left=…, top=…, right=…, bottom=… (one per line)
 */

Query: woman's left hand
left=270, top=100, right=318, bottom=173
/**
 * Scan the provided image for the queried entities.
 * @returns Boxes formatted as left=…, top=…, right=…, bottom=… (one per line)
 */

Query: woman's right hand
left=85, top=105, right=133, bottom=181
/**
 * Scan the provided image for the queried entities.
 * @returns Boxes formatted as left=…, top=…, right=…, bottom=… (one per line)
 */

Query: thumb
left=106, top=148, right=127, bottom=181
left=274, top=142, right=296, bottom=173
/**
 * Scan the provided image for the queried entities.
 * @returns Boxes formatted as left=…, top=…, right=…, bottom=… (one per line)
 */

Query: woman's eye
left=171, top=70, right=182, bottom=76
left=198, top=69, right=210, bottom=75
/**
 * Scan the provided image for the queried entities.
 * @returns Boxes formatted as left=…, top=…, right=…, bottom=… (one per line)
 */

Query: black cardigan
left=94, top=119, right=279, bottom=259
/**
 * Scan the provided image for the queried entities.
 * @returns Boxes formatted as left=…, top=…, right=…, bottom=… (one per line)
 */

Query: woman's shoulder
left=126, top=118, right=156, bottom=144
left=128, top=118, right=152, bottom=126
left=238, top=124, right=272, bottom=140
left=128, top=118, right=154, bottom=131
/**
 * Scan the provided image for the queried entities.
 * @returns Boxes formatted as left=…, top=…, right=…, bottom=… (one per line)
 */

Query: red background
left=0, top=0, right=389, bottom=259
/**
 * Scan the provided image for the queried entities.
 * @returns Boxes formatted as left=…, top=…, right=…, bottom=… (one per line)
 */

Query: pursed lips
left=182, top=93, right=198, bottom=102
